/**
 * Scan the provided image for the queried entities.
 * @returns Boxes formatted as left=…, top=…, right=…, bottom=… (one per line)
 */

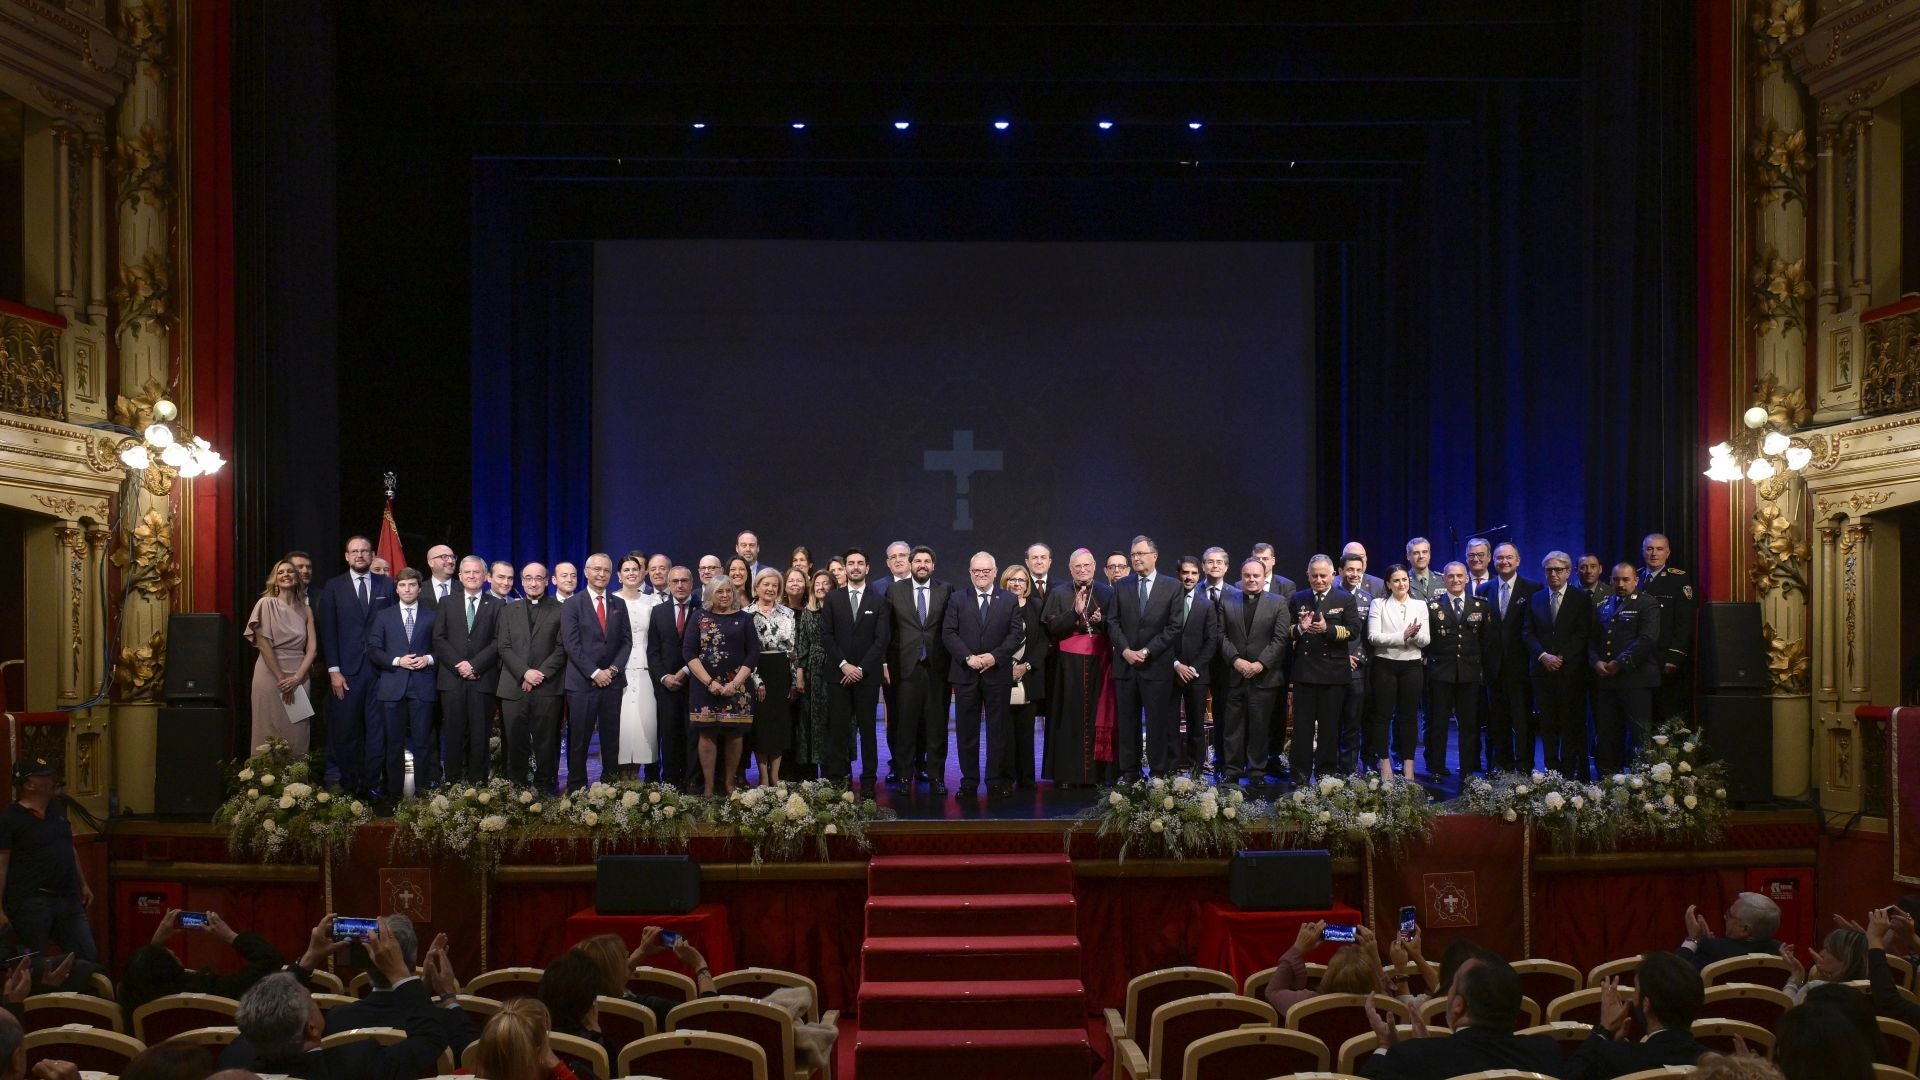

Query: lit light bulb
left=119, top=444, right=150, bottom=470
left=176, top=456, right=203, bottom=479
left=144, top=423, right=174, bottom=448
left=1785, top=446, right=1813, bottom=471
left=152, top=399, right=178, bottom=422
left=1743, top=405, right=1769, bottom=429
left=1704, top=460, right=1742, bottom=483
left=160, top=442, right=190, bottom=468
left=1746, top=458, right=1776, bottom=482
left=1761, top=431, right=1790, bottom=456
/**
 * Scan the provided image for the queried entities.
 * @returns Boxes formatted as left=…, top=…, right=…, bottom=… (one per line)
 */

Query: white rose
left=1150, top=777, right=1165, bottom=789
left=1161, top=796, right=1176, bottom=811
left=583, top=811, right=599, bottom=826
left=519, top=791, right=534, bottom=805
left=842, top=791, right=856, bottom=804
left=1611, top=773, right=1627, bottom=784
left=1110, top=792, right=1126, bottom=807
left=316, top=791, right=331, bottom=804
left=1293, top=790, right=1309, bottom=804
left=247, top=789, right=260, bottom=800
left=622, top=791, right=640, bottom=807
left=1317, top=811, right=1332, bottom=823
left=1223, top=805, right=1238, bottom=820
left=350, top=801, right=365, bottom=814
left=278, top=795, right=294, bottom=809
left=432, top=795, right=450, bottom=812
left=824, top=823, right=838, bottom=835
left=1630, top=777, right=1645, bottom=790
left=477, top=792, right=492, bottom=805
left=1231, top=789, right=1244, bottom=803
left=1357, top=811, right=1379, bottom=829
left=743, top=788, right=764, bottom=806
left=1642, top=801, right=1655, bottom=811
left=528, top=804, right=543, bottom=814
left=1714, top=788, right=1727, bottom=799
left=1587, top=786, right=1604, bottom=801
left=1654, top=734, right=1669, bottom=745
left=1368, top=777, right=1381, bottom=791
left=1544, top=792, right=1565, bottom=811
left=1173, top=776, right=1194, bottom=794
left=1570, top=796, right=1584, bottom=810
left=260, top=774, right=276, bottom=786
left=479, top=815, right=507, bottom=831
left=1650, top=763, right=1673, bottom=783
left=1532, top=771, right=1547, bottom=783
left=557, top=798, right=573, bottom=812
left=662, top=806, right=675, bottom=818
left=1662, top=794, right=1676, bottom=808
left=1683, top=742, right=1696, bottom=753
left=261, top=819, right=278, bottom=832
left=464, top=787, right=478, bottom=798
left=1149, top=818, right=1165, bottom=833
left=1200, top=800, right=1218, bottom=820
left=237, top=769, right=254, bottom=781
left=1678, top=762, right=1692, bottom=774
left=1318, top=777, right=1338, bottom=796
left=1514, top=785, right=1531, bottom=796
left=1503, top=808, right=1518, bottom=822
left=785, top=794, right=809, bottom=820
left=1684, top=795, right=1698, bottom=809
left=648, top=791, right=663, bottom=805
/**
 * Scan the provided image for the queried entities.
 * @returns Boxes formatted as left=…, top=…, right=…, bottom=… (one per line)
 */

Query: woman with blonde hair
left=684, top=576, right=761, bottom=795
left=244, top=559, right=317, bottom=753
left=747, top=568, right=798, bottom=785
left=473, top=997, right=578, bottom=1080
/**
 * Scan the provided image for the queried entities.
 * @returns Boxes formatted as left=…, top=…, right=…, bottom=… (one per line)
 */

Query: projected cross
left=924, top=429, right=1003, bottom=531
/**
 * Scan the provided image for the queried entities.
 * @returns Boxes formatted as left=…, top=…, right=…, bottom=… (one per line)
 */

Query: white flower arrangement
left=391, top=777, right=542, bottom=870
left=540, top=780, right=696, bottom=853
left=1270, top=774, right=1436, bottom=857
left=215, top=738, right=371, bottom=862
left=1081, top=772, right=1256, bottom=860
left=708, top=779, right=893, bottom=864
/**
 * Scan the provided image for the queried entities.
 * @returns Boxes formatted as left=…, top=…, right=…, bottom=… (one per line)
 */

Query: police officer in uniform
left=1637, top=533, right=1695, bottom=724
left=1424, top=561, right=1496, bottom=779
left=1590, top=562, right=1663, bottom=775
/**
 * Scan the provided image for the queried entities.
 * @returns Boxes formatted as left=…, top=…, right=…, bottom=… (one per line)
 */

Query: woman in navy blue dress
left=683, top=576, right=761, bottom=795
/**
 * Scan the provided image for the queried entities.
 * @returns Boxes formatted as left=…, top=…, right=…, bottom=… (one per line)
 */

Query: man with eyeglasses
left=1103, top=552, right=1129, bottom=585
left=423, top=545, right=458, bottom=608
left=1108, top=536, right=1182, bottom=776
left=943, top=552, right=1024, bottom=797
left=1520, top=552, right=1594, bottom=778
left=696, top=555, right=723, bottom=584
left=315, top=536, right=395, bottom=797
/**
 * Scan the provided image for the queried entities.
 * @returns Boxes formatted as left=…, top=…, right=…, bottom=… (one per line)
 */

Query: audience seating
left=1302, top=962, right=1327, bottom=987
left=159, top=1026, right=241, bottom=1049
left=1516, top=1021, right=1594, bottom=1058
left=595, top=994, right=659, bottom=1055
left=1586, top=956, right=1641, bottom=988
left=1873, top=1066, right=1920, bottom=1080
left=130, top=992, right=240, bottom=1045
left=1512, top=960, right=1583, bottom=1009
left=1881, top=1016, right=1920, bottom=1073
left=1609, top=1070, right=1697, bottom=1079
left=87, top=973, right=116, bottom=1000
left=547, top=1030, right=612, bottom=1080
left=1269, top=1073, right=1366, bottom=1080
left=1241, top=966, right=1276, bottom=1000
left=320, top=1025, right=456, bottom=1076
left=1416, top=994, right=1538, bottom=1031
left=1337, top=1027, right=1448, bottom=1074
left=1442, top=1071, right=1558, bottom=1079
left=1104, top=967, right=1238, bottom=1055
left=306, top=969, right=346, bottom=994
left=669, top=995, right=831, bottom=1080
left=1114, top=992, right=1277, bottom=1080
left=310, top=992, right=359, bottom=1012
left=22, top=1026, right=146, bottom=1075
left=630, top=964, right=700, bottom=1003
left=619, top=1030, right=770, bottom=1080
left=1699, top=953, right=1793, bottom=989
left=1700, top=982, right=1793, bottom=1030
left=22, top=992, right=123, bottom=1032
left=1889, top=954, right=1916, bottom=991
left=464, top=965, right=547, bottom=1001
left=451, top=993, right=500, bottom=1032
left=1284, top=993, right=1410, bottom=1062
left=1689, top=1017, right=1773, bottom=1055
left=1181, top=1025, right=1329, bottom=1079
left=711, top=967, right=822, bottom=1021
left=1545, top=988, right=1607, bottom=1026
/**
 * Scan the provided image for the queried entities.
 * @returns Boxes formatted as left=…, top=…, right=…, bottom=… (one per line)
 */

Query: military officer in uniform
left=1590, top=563, right=1663, bottom=775
left=1637, top=533, right=1695, bottom=724
left=1424, top=561, right=1496, bottom=779
left=1289, top=555, right=1366, bottom=778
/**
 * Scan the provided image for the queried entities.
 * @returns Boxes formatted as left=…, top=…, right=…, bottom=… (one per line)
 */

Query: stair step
left=867, top=853, right=1075, bottom=896
left=861, top=934, right=1083, bottom=982
left=865, top=893, right=1078, bottom=937
left=853, top=1027, right=1093, bottom=1076
left=857, top=977, right=1087, bottom=1031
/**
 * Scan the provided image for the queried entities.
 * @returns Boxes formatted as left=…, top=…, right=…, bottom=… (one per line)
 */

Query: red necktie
left=595, top=593, right=606, bottom=633
left=676, top=602, right=686, bottom=636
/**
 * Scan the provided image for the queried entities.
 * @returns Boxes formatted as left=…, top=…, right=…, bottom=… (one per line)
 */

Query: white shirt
left=1367, top=595, right=1431, bottom=661
left=392, top=604, right=432, bottom=665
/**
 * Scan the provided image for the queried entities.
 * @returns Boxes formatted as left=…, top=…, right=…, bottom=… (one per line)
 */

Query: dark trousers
left=1427, top=678, right=1481, bottom=775
left=1268, top=691, right=1293, bottom=771
left=1342, top=665, right=1369, bottom=772
left=565, top=684, right=620, bottom=791
left=888, top=660, right=948, bottom=780
left=377, top=695, right=433, bottom=800
left=1486, top=667, right=1532, bottom=771
left=651, top=684, right=690, bottom=786
left=1655, top=663, right=1690, bottom=724
left=827, top=681, right=881, bottom=780
left=1002, top=699, right=1039, bottom=784
left=1294, top=682, right=1348, bottom=776
left=441, top=682, right=495, bottom=783
left=953, top=679, right=1012, bottom=784
left=328, top=672, right=375, bottom=795
left=9, top=894, right=97, bottom=962
left=1594, top=684, right=1653, bottom=775
left=1370, top=658, right=1423, bottom=763
left=1174, top=674, right=1209, bottom=771
left=1220, top=682, right=1278, bottom=778
left=1114, top=675, right=1175, bottom=774
left=502, top=693, right=562, bottom=791
left=1532, top=672, right=1585, bottom=776
left=1208, top=666, right=1233, bottom=768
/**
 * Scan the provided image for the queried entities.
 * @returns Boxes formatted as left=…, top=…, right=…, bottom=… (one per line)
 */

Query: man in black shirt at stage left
left=0, top=758, right=95, bottom=961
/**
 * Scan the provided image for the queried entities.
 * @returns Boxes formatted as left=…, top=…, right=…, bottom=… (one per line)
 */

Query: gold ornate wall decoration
left=1814, top=489, right=1893, bottom=516
left=110, top=376, right=169, bottom=430
left=112, top=121, right=172, bottom=211
left=1752, top=120, right=1814, bottom=206
left=1833, top=329, right=1853, bottom=388
left=0, top=315, right=68, bottom=422
left=112, top=250, right=171, bottom=339
left=1751, top=251, right=1814, bottom=338
left=1749, top=501, right=1811, bottom=596
left=1862, top=307, right=1920, bottom=415
left=1830, top=724, right=1855, bottom=790
left=31, top=494, right=107, bottom=520
left=120, top=0, right=170, bottom=71
left=1751, top=0, right=1807, bottom=76
left=1762, top=621, right=1812, bottom=694
left=110, top=508, right=179, bottom=598
left=113, top=629, right=165, bottom=702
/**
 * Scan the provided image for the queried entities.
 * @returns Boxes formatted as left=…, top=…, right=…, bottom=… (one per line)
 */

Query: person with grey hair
left=323, top=915, right=475, bottom=1052
left=1681, top=891, right=1783, bottom=968
left=434, top=555, right=505, bottom=784
left=0, top=1007, right=77, bottom=1080
left=944, top=552, right=1024, bottom=796
left=1110, top=535, right=1182, bottom=776
left=1289, top=554, right=1366, bottom=778
left=562, top=553, right=629, bottom=791
left=1521, top=550, right=1593, bottom=777
left=683, top=575, right=760, bottom=794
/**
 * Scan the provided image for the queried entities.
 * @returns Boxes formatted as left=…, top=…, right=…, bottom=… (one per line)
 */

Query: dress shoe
left=987, top=782, right=1012, bottom=798
left=915, top=769, right=932, bottom=783
left=884, top=773, right=904, bottom=787
left=927, top=780, right=948, bottom=795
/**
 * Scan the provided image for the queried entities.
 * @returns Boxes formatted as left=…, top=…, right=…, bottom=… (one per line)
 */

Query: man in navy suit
left=822, top=548, right=891, bottom=786
left=366, top=568, right=435, bottom=808
left=1168, top=556, right=1222, bottom=772
left=1199, top=546, right=1244, bottom=771
left=1218, top=559, right=1290, bottom=782
left=1520, top=551, right=1595, bottom=778
left=432, top=556, right=504, bottom=784
left=647, top=565, right=698, bottom=786
left=315, top=535, right=394, bottom=797
left=560, top=553, right=629, bottom=791
left=884, top=545, right=952, bottom=792
left=942, top=552, right=1024, bottom=797
left=1477, top=542, right=1543, bottom=770
left=1109, top=535, right=1183, bottom=776
left=1289, top=554, right=1366, bottom=778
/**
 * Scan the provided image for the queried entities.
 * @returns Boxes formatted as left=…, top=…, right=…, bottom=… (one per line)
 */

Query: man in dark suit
left=498, top=562, right=566, bottom=792
left=822, top=548, right=891, bottom=786
left=1249, top=542, right=1297, bottom=596
left=1289, top=555, right=1366, bottom=779
left=1590, top=563, right=1662, bottom=776
left=1638, top=532, right=1696, bottom=724
left=1338, top=553, right=1379, bottom=774
left=1521, top=551, right=1595, bottom=778
left=1561, top=951, right=1709, bottom=1078
left=322, top=916, right=476, bottom=1055
left=1425, top=562, right=1496, bottom=778
left=1108, top=535, right=1183, bottom=776
left=1680, top=892, right=1782, bottom=968
left=1199, top=547, right=1243, bottom=771
left=366, top=569, right=436, bottom=807
left=884, top=546, right=952, bottom=792
left=561, top=553, right=629, bottom=792
left=1361, top=955, right=1560, bottom=1079
left=432, top=556, right=504, bottom=784
left=1168, top=556, right=1221, bottom=772
left=1217, top=559, right=1289, bottom=782
left=647, top=565, right=698, bottom=786
left=1476, top=542, right=1543, bottom=771
left=1252, top=543, right=1297, bottom=775
left=1339, top=541, right=1388, bottom=599
left=314, top=535, right=394, bottom=797
left=422, top=545, right=458, bottom=608
left=942, top=552, right=1025, bottom=796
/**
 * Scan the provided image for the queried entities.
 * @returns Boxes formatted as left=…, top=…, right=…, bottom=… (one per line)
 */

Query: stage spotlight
left=894, top=121, right=910, bottom=130
left=792, top=122, right=806, bottom=130
left=1188, top=121, right=1203, bottom=130
left=1097, top=120, right=1114, bottom=130
left=692, top=122, right=706, bottom=130
left=993, top=120, right=1010, bottom=131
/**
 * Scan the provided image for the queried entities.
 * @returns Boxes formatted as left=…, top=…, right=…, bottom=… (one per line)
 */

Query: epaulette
left=1666, top=567, right=1686, bottom=575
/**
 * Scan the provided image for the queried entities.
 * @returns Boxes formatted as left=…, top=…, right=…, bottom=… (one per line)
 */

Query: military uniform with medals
left=1590, top=589, right=1662, bottom=774
left=1423, top=590, right=1495, bottom=777
left=1638, top=564, right=1695, bottom=723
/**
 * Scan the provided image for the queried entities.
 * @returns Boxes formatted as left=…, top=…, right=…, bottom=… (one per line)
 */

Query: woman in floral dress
left=683, top=577, right=760, bottom=796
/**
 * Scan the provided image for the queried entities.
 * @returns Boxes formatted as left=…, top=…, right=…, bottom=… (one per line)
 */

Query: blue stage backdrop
left=587, top=239, right=1317, bottom=572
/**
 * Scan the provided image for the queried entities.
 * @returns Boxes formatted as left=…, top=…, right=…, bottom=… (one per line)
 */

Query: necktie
left=594, top=592, right=606, bottom=633
left=1183, top=590, right=1192, bottom=621
left=1550, top=590, right=1561, bottom=622
left=466, top=594, right=477, bottom=631
left=438, top=581, right=448, bottom=600
left=978, top=590, right=989, bottom=614
left=850, top=589, right=861, bottom=613
left=675, top=601, right=686, bottom=636
left=1453, top=595, right=1463, bottom=618
left=356, top=574, right=368, bottom=611
left=1209, top=584, right=1220, bottom=606
left=403, top=606, right=414, bottom=642
left=916, top=585, right=928, bottom=627
left=1035, top=577, right=1046, bottom=595
left=1500, top=579, right=1510, bottom=616
left=1139, top=576, right=1151, bottom=612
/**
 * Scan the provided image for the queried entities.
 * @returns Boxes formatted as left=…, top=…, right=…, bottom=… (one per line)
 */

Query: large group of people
left=245, top=527, right=1696, bottom=804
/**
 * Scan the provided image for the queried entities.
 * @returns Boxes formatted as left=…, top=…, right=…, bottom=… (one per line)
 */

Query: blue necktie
left=1139, top=577, right=1150, bottom=612
left=1453, top=595, right=1463, bottom=618
left=916, top=585, right=928, bottom=661
left=356, top=574, right=368, bottom=611
left=403, top=606, right=414, bottom=642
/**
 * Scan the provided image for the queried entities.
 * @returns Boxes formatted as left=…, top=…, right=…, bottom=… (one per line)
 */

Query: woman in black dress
left=999, top=564, right=1050, bottom=789
left=792, top=567, right=834, bottom=782
left=748, top=568, right=797, bottom=785
left=683, top=577, right=760, bottom=795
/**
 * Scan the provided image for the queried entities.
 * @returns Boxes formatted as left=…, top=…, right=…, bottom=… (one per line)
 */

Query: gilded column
left=53, top=524, right=86, bottom=704
left=1849, top=111, right=1871, bottom=312
left=87, top=138, right=109, bottom=327
left=52, top=124, right=77, bottom=320
left=1815, top=122, right=1836, bottom=320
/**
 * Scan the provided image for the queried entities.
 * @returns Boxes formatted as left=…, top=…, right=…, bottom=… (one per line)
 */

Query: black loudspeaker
left=155, top=706, right=232, bottom=816
left=163, top=612, right=232, bottom=705
left=1700, top=694, right=1774, bottom=805
left=595, top=855, right=700, bottom=915
left=1698, top=602, right=1769, bottom=692
left=1229, top=850, right=1333, bottom=911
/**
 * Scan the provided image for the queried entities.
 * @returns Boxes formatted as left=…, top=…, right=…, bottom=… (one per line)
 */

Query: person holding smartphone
left=123, top=909, right=287, bottom=1023
left=0, top=759, right=94, bottom=963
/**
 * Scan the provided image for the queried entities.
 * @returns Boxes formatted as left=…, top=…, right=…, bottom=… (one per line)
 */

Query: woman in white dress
left=615, top=553, right=664, bottom=779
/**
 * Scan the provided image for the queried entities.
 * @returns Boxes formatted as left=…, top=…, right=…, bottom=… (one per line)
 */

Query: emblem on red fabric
left=1423, top=872, right=1479, bottom=928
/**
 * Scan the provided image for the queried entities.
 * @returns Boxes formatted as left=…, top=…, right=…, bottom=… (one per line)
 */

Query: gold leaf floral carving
left=114, top=630, right=166, bottom=702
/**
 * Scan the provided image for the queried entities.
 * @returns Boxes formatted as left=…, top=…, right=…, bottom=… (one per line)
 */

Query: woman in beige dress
left=245, top=559, right=317, bottom=753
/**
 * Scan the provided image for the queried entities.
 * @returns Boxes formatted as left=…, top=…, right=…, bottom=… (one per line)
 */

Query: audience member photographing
left=123, top=909, right=285, bottom=1025
left=1559, top=950, right=1708, bottom=1077
left=320, top=915, right=473, bottom=1052
left=1780, top=924, right=1867, bottom=1003
left=573, top=929, right=718, bottom=1027
left=474, top=998, right=577, bottom=1080
left=1265, top=922, right=1429, bottom=1015
left=1360, top=953, right=1558, bottom=1079
left=1680, top=892, right=1782, bottom=967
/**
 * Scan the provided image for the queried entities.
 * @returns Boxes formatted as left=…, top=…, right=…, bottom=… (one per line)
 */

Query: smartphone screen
left=1323, top=924, right=1358, bottom=943
left=1398, top=905, right=1418, bottom=941
left=330, top=916, right=378, bottom=941
left=660, top=930, right=682, bottom=947
left=178, top=912, right=209, bottom=929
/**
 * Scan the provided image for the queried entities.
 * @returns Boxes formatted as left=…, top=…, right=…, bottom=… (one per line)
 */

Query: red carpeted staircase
left=854, top=853, right=1093, bottom=1077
